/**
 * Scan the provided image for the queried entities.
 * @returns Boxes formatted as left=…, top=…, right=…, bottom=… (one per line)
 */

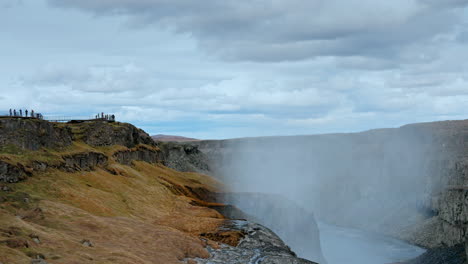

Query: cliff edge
left=0, top=118, right=316, bottom=264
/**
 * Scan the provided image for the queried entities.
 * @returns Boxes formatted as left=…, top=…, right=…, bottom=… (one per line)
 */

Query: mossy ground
left=0, top=122, right=225, bottom=264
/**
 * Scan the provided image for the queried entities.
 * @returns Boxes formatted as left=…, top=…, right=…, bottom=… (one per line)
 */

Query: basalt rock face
left=158, top=142, right=210, bottom=174
left=187, top=220, right=318, bottom=264
left=404, top=243, right=466, bottom=264
left=61, top=152, right=108, bottom=172
left=81, top=121, right=155, bottom=148
left=398, top=121, right=468, bottom=250
left=0, top=118, right=72, bottom=151
left=113, top=145, right=163, bottom=165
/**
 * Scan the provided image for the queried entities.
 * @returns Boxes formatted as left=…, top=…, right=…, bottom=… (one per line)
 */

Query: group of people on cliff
left=95, top=112, right=115, bottom=121
left=8, top=109, right=43, bottom=119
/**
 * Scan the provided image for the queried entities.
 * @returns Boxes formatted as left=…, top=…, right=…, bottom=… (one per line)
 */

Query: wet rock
left=403, top=243, right=466, bottom=264
left=190, top=220, right=318, bottom=264
left=219, top=193, right=326, bottom=264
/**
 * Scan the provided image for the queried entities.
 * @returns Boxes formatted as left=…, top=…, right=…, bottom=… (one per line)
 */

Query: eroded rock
left=0, top=118, right=72, bottom=151
left=219, top=193, right=326, bottom=263
left=158, top=142, right=210, bottom=173
left=0, top=161, right=29, bottom=183
left=61, top=152, right=108, bottom=172
left=113, top=145, right=162, bottom=165
left=82, top=122, right=155, bottom=148
left=188, top=220, right=318, bottom=264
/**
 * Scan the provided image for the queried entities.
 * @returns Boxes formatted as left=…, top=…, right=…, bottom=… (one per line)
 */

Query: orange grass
left=0, top=135, right=225, bottom=264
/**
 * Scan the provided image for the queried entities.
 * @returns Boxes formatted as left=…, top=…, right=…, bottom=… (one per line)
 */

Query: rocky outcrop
left=219, top=193, right=326, bottom=264
left=158, top=142, right=210, bottom=174
left=61, top=152, right=108, bottom=172
left=0, top=161, right=28, bottom=183
left=403, top=243, right=466, bottom=264
left=81, top=121, right=155, bottom=148
left=1, top=152, right=109, bottom=178
left=0, top=118, right=72, bottom=150
left=187, top=220, right=318, bottom=264
left=113, top=145, right=162, bottom=165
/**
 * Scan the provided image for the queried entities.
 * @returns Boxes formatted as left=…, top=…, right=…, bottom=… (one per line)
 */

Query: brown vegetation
left=0, top=121, right=231, bottom=264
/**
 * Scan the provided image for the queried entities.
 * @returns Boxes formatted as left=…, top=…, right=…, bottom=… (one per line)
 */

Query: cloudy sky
left=1, top=0, right=468, bottom=139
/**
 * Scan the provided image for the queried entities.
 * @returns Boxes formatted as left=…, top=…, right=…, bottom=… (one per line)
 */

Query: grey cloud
left=1, top=0, right=22, bottom=8
left=420, top=0, right=468, bottom=8
left=48, top=0, right=468, bottom=62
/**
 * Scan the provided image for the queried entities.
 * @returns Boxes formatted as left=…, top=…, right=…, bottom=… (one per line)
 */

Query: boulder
left=189, top=220, right=318, bottom=264
left=0, top=161, right=28, bottom=183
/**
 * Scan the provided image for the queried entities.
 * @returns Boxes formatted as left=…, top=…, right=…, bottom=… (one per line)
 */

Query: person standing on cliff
left=19, top=109, right=22, bottom=117
left=9, top=109, right=12, bottom=116
left=25, top=109, right=28, bottom=117
left=31, top=110, right=34, bottom=118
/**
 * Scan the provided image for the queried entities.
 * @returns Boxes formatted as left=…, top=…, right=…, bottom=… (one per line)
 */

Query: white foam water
left=318, top=222, right=425, bottom=264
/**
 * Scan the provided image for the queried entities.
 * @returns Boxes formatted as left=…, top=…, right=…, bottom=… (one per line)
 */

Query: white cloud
left=48, top=0, right=467, bottom=63
left=1, top=0, right=468, bottom=138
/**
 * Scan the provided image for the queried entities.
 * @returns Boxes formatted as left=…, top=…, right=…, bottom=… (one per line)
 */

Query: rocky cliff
left=191, top=119, right=468, bottom=262
left=0, top=118, right=316, bottom=264
left=219, top=193, right=326, bottom=263
left=188, top=220, right=317, bottom=264
left=158, top=142, right=211, bottom=174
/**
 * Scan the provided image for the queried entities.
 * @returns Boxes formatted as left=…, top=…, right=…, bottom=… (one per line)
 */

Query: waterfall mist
left=201, top=123, right=451, bottom=263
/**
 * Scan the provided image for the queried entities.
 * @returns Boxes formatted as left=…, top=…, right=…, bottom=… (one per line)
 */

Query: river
left=318, top=222, right=426, bottom=264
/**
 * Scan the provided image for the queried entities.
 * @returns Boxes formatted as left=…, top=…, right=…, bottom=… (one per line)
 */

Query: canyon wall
left=191, top=120, right=468, bottom=253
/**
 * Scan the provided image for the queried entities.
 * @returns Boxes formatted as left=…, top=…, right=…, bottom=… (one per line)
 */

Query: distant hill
left=152, top=134, right=199, bottom=142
